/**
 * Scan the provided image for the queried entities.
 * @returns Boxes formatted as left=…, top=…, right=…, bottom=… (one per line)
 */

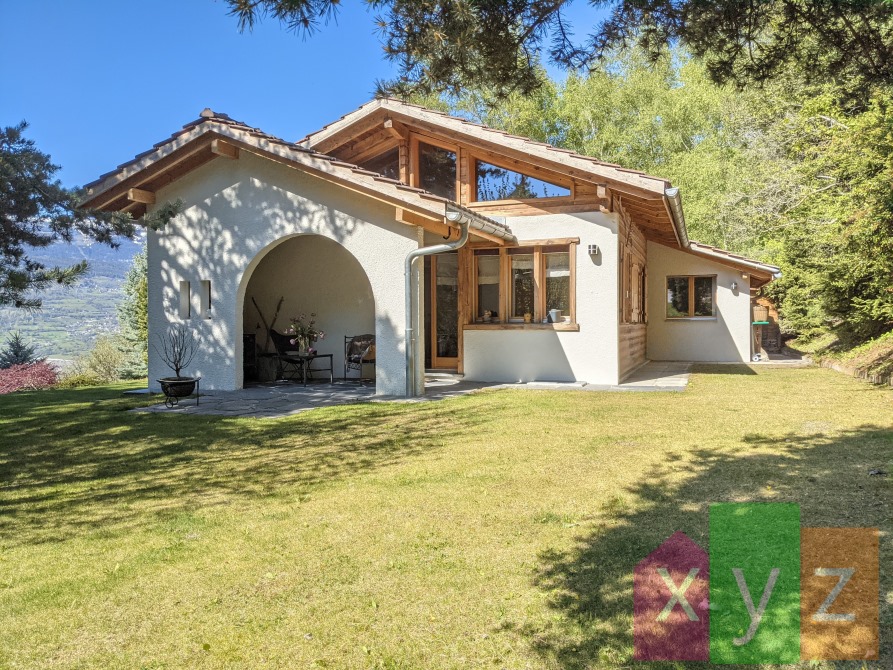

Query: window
left=469, top=242, right=577, bottom=325
left=544, top=247, right=570, bottom=317
left=475, top=160, right=571, bottom=201
left=179, top=281, right=190, bottom=319
left=358, top=147, right=399, bottom=181
left=200, top=280, right=212, bottom=319
left=418, top=141, right=457, bottom=199
left=666, top=276, right=715, bottom=318
left=509, top=248, right=535, bottom=319
left=474, top=249, right=500, bottom=319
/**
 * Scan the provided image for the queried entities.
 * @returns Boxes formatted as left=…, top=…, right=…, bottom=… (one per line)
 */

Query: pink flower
left=289, top=338, right=296, bottom=345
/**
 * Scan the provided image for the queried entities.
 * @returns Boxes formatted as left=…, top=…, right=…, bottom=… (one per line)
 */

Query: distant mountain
left=0, top=232, right=145, bottom=358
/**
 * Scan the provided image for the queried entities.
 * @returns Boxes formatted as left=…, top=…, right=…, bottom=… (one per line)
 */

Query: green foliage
left=116, top=244, right=148, bottom=378
left=53, top=371, right=103, bottom=389
left=0, top=331, right=38, bottom=369
left=223, top=1, right=893, bottom=98
left=0, top=122, right=137, bottom=309
left=764, top=88, right=893, bottom=340
left=70, top=335, right=124, bottom=384
left=0, top=120, right=181, bottom=312
left=443, top=50, right=801, bottom=254
left=440, top=50, right=893, bottom=343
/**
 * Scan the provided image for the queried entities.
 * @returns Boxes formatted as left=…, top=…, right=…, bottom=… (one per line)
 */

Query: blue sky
left=1, top=0, right=607, bottom=189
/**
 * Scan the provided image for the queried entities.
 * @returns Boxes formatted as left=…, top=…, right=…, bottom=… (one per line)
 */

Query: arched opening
left=238, top=234, right=376, bottom=389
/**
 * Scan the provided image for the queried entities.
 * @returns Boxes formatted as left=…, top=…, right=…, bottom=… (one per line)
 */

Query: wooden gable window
left=418, top=140, right=458, bottom=200
left=666, top=276, right=715, bottom=318
left=469, top=241, right=578, bottom=327
left=358, top=147, right=399, bottom=181
left=475, top=159, right=570, bottom=201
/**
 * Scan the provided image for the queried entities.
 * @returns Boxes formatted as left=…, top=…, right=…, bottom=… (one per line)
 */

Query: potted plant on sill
left=154, top=324, right=200, bottom=406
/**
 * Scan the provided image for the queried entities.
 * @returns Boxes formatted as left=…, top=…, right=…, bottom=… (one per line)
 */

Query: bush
left=0, top=361, right=58, bottom=394
left=54, top=371, right=103, bottom=389
left=77, top=335, right=125, bottom=383
left=0, top=331, right=38, bottom=369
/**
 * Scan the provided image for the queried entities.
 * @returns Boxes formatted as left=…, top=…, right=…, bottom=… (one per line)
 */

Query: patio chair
left=344, top=334, right=375, bottom=379
left=269, top=328, right=305, bottom=381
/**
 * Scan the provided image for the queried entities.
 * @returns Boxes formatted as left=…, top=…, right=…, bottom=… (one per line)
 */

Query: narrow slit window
left=475, top=159, right=570, bottom=201
left=179, top=281, right=191, bottom=319
left=200, top=280, right=212, bottom=319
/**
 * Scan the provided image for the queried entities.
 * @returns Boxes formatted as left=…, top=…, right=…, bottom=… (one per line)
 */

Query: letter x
left=656, top=567, right=700, bottom=622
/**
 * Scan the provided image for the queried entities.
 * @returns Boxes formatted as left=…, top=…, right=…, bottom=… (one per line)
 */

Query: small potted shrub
left=154, top=324, right=200, bottom=406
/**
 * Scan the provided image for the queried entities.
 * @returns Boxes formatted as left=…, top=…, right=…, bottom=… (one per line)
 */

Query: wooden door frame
left=429, top=253, right=461, bottom=370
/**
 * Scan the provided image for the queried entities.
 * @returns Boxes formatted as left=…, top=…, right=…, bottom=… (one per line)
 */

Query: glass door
left=431, top=252, right=459, bottom=369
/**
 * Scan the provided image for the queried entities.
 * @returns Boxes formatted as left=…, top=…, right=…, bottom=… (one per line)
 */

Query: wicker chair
left=269, top=329, right=305, bottom=381
left=344, top=334, right=375, bottom=379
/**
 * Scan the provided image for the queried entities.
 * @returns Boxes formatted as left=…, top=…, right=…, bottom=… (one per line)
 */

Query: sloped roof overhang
left=80, top=111, right=516, bottom=245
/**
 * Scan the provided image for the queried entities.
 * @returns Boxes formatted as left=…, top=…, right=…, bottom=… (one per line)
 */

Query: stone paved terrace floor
left=132, top=361, right=696, bottom=419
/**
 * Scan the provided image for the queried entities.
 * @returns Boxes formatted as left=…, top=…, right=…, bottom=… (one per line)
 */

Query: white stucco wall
left=146, top=151, right=417, bottom=394
left=645, top=241, right=752, bottom=362
left=462, top=211, right=621, bottom=385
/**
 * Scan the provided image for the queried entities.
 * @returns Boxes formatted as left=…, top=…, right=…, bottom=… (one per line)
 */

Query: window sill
left=665, top=316, right=718, bottom=322
left=464, top=322, right=580, bottom=332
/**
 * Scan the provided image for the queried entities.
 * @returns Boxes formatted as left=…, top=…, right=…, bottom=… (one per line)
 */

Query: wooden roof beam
left=211, top=138, right=240, bottom=159
left=127, top=188, right=155, bottom=205
left=384, top=118, right=408, bottom=140
left=86, top=137, right=215, bottom=210
left=343, top=136, right=401, bottom=166
left=311, top=111, right=388, bottom=154
left=396, top=207, right=454, bottom=239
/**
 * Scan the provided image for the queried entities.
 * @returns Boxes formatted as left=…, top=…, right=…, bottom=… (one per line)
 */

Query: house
left=80, top=99, right=780, bottom=396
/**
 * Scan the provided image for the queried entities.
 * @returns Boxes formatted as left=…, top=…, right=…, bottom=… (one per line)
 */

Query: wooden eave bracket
left=396, top=206, right=455, bottom=239
left=211, top=138, right=240, bottom=159
left=127, top=188, right=155, bottom=205
left=384, top=118, right=408, bottom=140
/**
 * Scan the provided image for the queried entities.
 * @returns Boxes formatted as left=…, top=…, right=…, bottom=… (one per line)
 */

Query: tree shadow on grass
left=0, top=385, right=490, bottom=548
left=525, top=425, right=893, bottom=668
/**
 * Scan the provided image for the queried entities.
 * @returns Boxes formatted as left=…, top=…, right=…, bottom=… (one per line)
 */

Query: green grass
left=0, top=367, right=890, bottom=669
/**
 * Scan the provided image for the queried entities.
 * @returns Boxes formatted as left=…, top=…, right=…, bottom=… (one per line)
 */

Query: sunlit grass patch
left=0, top=367, right=890, bottom=668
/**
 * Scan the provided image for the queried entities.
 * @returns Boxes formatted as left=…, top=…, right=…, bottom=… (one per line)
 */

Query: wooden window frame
left=468, top=153, right=575, bottom=205
left=467, top=241, right=577, bottom=330
left=665, top=275, right=717, bottom=319
left=411, top=134, right=461, bottom=202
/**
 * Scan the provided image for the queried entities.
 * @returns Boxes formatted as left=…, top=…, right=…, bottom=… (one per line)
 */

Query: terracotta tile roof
left=82, top=109, right=514, bottom=241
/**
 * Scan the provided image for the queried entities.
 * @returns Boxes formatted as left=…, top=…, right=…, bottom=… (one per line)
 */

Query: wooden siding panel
left=619, top=323, right=647, bottom=379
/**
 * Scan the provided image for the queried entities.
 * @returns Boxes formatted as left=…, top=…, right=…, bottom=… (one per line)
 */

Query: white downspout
left=404, top=210, right=471, bottom=397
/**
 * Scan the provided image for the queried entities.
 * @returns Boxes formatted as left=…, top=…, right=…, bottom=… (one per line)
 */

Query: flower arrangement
left=286, top=313, right=326, bottom=353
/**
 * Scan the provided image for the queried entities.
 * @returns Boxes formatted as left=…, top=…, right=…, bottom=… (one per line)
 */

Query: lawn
left=0, top=365, right=890, bottom=669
